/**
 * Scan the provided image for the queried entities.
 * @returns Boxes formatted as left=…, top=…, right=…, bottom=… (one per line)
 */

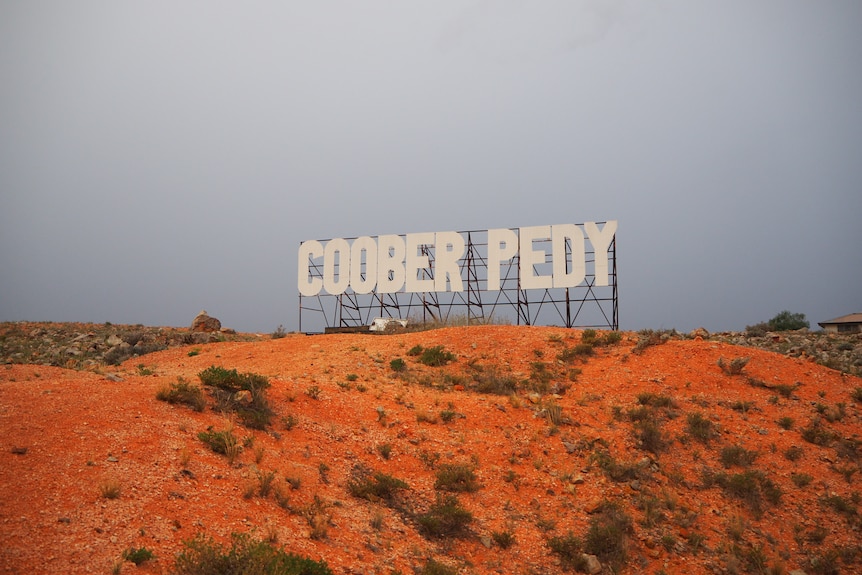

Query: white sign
left=298, top=222, right=617, bottom=297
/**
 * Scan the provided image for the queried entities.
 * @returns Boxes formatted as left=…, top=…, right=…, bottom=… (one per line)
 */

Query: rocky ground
left=2, top=321, right=859, bottom=377
left=0, top=321, right=265, bottom=369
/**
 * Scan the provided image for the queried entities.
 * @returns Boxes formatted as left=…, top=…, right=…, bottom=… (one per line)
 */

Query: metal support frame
left=298, top=225, right=618, bottom=332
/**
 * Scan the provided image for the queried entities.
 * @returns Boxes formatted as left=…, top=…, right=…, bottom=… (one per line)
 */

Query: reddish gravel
left=1, top=325, right=860, bottom=574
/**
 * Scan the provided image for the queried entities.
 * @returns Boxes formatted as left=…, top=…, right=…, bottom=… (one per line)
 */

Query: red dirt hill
left=1, top=325, right=860, bottom=574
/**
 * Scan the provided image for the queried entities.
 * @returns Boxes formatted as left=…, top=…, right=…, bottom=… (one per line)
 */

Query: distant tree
left=746, top=310, right=809, bottom=335
left=767, top=310, right=809, bottom=331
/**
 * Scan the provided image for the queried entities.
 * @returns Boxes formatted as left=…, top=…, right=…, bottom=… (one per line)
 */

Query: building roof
left=818, top=313, right=862, bottom=326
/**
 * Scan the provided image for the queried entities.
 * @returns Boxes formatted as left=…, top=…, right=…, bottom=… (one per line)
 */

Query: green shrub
left=198, top=365, right=270, bottom=392
left=407, top=344, right=424, bottom=356
left=434, top=463, right=481, bottom=492
left=122, top=547, right=154, bottom=565
left=420, top=559, right=458, bottom=575
left=173, top=532, right=332, bottom=575
left=418, top=345, right=456, bottom=366
left=492, top=530, right=516, bottom=549
left=774, top=383, right=796, bottom=398
left=557, top=343, right=594, bottom=363
left=417, top=495, right=473, bottom=538
left=584, top=502, right=634, bottom=566
left=720, top=445, right=758, bottom=468
left=784, top=445, right=805, bottom=462
left=547, top=532, right=588, bottom=571
left=686, top=412, right=717, bottom=444
left=634, top=419, right=667, bottom=455
left=851, top=387, right=862, bottom=404
left=156, top=377, right=207, bottom=412
left=713, top=470, right=782, bottom=517
left=791, top=473, right=812, bottom=488
left=801, top=421, right=836, bottom=446
left=821, top=494, right=858, bottom=520
left=390, top=358, right=406, bottom=372
left=198, top=366, right=273, bottom=429
left=592, top=451, right=643, bottom=482
left=636, top=392, right=675, bottom=408
left=347, top=466, right=409, bottom=506
left=767, top=310, right=809, bottom=331
left=777, top=416, right=794, bottom=430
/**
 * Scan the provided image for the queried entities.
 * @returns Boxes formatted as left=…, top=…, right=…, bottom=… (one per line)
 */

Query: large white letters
left=297, top=240, right=323, bottom=297
left=377, top=235, right=406, bottom=294
left=487, top=228, right=518, bottom=291
left=519, top=225, right=553, bottom=290
left=552, top=224, right=585, bottom=288
left=297, top=222, right=616, bottom=296
left=435, top=232, right=466, bottom=292
left=584, top=220, right=617, bottom=286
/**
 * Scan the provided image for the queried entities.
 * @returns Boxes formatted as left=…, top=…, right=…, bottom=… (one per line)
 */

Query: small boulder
left=234, top=390, right=253, bottom=405
left=690, top=327, right=709, bottom=339
left=191, top=310, right=221, bottom=333
left=581, top=554, right=602, bottom=574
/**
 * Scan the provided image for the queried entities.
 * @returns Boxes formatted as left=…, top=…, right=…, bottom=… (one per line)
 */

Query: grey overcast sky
left=1, top=1, right=860, bottom=334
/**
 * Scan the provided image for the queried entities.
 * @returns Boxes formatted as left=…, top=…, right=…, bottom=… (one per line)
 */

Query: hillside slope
left=1, top=325, right=861, bottom=574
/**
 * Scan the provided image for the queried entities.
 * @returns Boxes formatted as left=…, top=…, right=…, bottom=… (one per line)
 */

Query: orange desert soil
left=1, top=325, right=860, bottom=574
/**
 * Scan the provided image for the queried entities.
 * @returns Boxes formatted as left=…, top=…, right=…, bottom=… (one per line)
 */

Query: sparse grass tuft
left=469, top=366, right=519, bottom=395
left=198, top=426, right=241, bottom=463
left=718, top=356, right=750, bottom=375
left=100, top=477, right=122, bottom=499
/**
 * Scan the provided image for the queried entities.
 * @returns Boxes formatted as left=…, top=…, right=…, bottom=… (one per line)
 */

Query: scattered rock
left=104, top=373, right=123, bottom=382
left=234, top=390, right=253, bottom=404
left=11, top=447, right=28, bottom=455
left=582, top=553, right=602, bottom=574
left=191, top=310, right=221, bottom=333
left=690, top=327, right=709, bottom=339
